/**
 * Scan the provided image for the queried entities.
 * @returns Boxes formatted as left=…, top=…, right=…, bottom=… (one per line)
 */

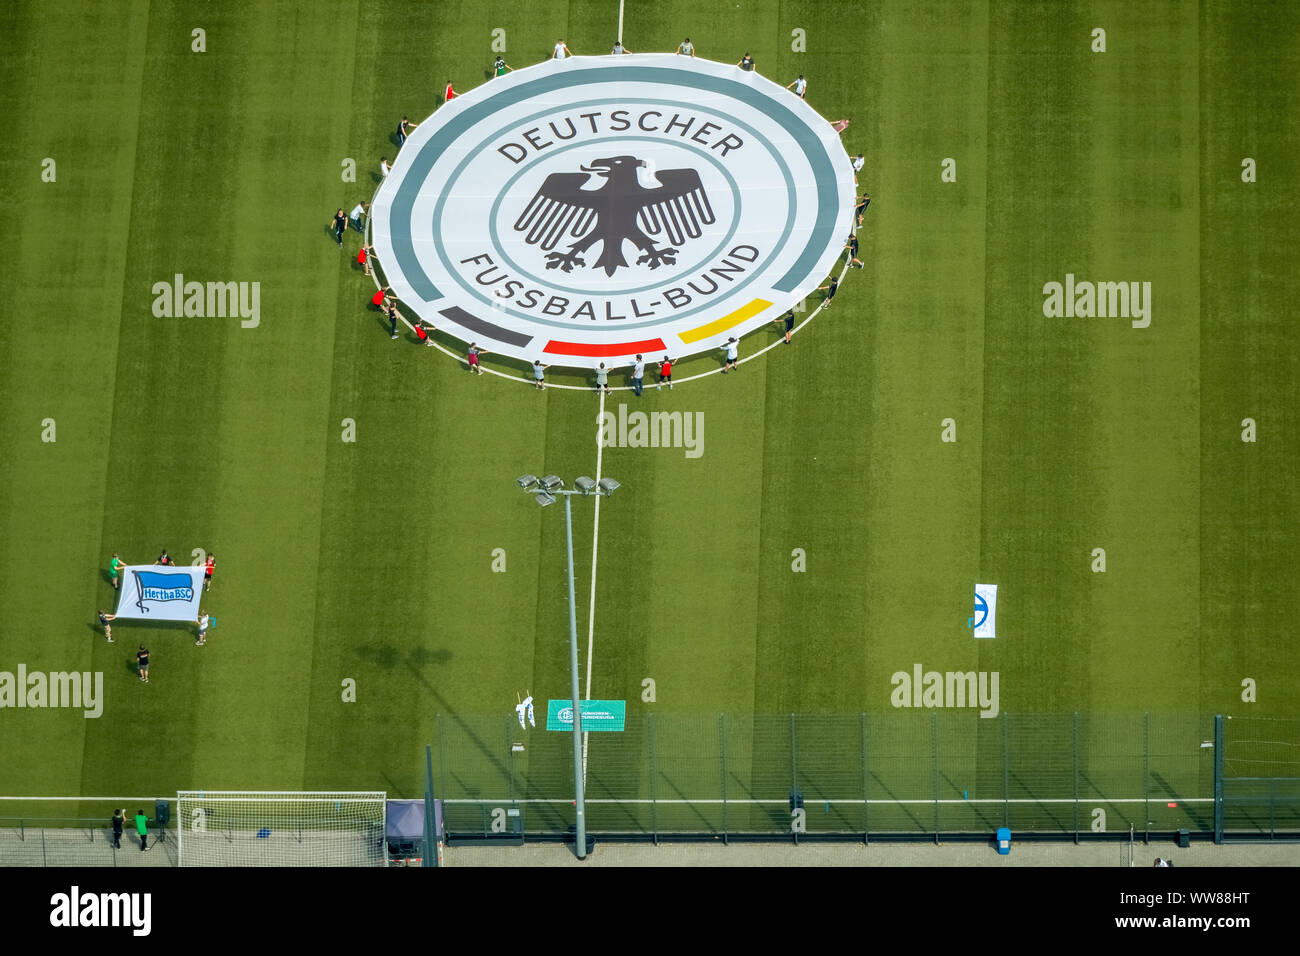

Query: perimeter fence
left=435, top=711, right=1299, bottom=843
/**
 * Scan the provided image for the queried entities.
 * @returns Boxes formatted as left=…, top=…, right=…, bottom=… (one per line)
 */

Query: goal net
left=176, top=791, right=386, bottom=866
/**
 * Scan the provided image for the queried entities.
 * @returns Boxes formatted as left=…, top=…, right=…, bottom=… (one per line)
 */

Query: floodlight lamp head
left=574, top=476, right=597, bottom=495
left=516, top=474, right=540, bottom=491
left=597, top=477, right=621, bottom=497
left=540, top=475, right=564, bottom=492
left=534, top=492, right=557, bottom=507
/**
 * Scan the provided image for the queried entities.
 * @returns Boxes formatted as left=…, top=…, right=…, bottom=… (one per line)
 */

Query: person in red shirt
left=444, top=80, right=456, bottom=102
left=657, top=355, right=674, bottom=390
left=204, top=554, right=215, bottom=592
left=371, top=285, right=390, bottom=309
left=357, top=244, right=372, bottom=277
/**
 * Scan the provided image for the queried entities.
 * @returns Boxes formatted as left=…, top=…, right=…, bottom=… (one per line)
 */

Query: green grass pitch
left=0, top=0, right=1296, bottom=830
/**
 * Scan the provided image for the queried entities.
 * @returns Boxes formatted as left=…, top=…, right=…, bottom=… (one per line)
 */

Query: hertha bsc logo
left=371, top=55, right=854, bottom=365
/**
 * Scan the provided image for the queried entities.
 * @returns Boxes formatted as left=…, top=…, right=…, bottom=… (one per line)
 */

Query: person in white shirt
left=631, top=354, right=646, bottom=396
left=786, top=74, right=807, bottom=98
left=380, top=157, right=391, bottom=178
left=677, top=37, right=695, bottom=57
left=611, top=40, right=631, bottom=54
left=349, top=201, right=368, bottom=233
left=196, top=613, right=210, bottom=646
left=553, top=39, right=571, bottom=59
left=720, top=337, right=739, bottom=373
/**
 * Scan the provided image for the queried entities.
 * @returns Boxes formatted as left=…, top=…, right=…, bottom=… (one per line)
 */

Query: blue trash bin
left=996, top=827, right=1011, bottom=854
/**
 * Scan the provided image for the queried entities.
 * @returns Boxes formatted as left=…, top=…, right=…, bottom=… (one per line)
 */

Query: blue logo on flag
left=133, top=570, right=194, bottom=612
left=972, top=591, right=989, bottom=629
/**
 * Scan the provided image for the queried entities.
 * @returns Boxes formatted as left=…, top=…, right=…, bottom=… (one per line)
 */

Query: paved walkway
left=442, top=839, right=1300, bottom=867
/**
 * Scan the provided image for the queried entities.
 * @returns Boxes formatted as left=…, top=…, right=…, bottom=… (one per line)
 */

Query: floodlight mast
left=515, top=473, right=619, bottom=860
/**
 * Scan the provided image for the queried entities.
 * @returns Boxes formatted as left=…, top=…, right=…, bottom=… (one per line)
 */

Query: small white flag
left=523, top=695, right=535, bottom=728
left=973, top=583, right=998, bottom=639
left=514, top=700, right=527, bottom=729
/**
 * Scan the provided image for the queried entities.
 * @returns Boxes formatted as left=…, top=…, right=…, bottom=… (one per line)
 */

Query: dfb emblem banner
left=371, top=54, right=855, bottom=366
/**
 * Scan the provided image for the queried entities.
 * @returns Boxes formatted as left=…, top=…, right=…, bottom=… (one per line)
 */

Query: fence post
left=435, top=714, right=449, bottom=815
left=1073, top=711, right=1081, bottom=843
left=648, top=712, right=658, bottom=845
left=860, top=712, right=869, bottom=845
left=931, top=711, right=941, bottom=843
left=1213, top=714, right=1224, bottom=844
left=790, top=713, right=799, bottom=845
left=1000, top=713, right=1011, bottom=828
left=506, top=714, right=517, bottom=806
left=1143, top=711, right=1150, bottom=844
left=718, top=713, right=728, bottom=845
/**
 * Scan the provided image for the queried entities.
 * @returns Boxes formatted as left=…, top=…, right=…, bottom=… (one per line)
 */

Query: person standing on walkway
left=111, top=808, right=124, bottom=849
left=135, top=810, right=149, bottom=851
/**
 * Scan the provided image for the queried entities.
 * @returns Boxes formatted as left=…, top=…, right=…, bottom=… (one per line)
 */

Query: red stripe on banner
left=543, top=337, right=667, bottom=357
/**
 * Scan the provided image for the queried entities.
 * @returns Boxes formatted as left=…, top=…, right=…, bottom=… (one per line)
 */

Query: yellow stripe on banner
left=677, top=298, right=772, bottom=344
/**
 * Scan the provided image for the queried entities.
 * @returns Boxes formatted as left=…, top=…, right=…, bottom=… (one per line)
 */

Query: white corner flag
left=973, top=583, right=998, bottom=639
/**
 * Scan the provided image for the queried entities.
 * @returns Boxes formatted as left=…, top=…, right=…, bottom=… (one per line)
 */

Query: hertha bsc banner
left=114, top=565, right=205, bottom=622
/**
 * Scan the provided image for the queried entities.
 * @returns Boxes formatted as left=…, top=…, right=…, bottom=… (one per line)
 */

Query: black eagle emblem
left=513, top=155, right=715, bottom=277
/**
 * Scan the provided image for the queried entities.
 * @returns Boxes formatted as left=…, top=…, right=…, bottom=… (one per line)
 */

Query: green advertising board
left=546, top=699, right=626, bottom=732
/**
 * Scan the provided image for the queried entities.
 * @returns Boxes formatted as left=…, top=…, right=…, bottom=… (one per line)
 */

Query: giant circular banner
left=372, top=55, right=855, bottom=366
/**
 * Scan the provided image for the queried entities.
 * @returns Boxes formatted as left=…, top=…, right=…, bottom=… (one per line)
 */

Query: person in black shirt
left=845, top=234, right=863, bottom=269
left=817, top=276, right=839, bottom=309
left=773, top=310, right=795, bottom=344
left=397, top=116, right=417, bottom=147
left=137, top=645, right=150, bottom=684
left=111, top=808, right=124, bottom=849
left=855, top=194, right=871, bottom=227
left=98, top=610, right=115, bottom=644
left=330, top=208, right=347, bottom=246
left=156, top=549, right=171, bottom=565
left=737, top=53, right=755, bottom=71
